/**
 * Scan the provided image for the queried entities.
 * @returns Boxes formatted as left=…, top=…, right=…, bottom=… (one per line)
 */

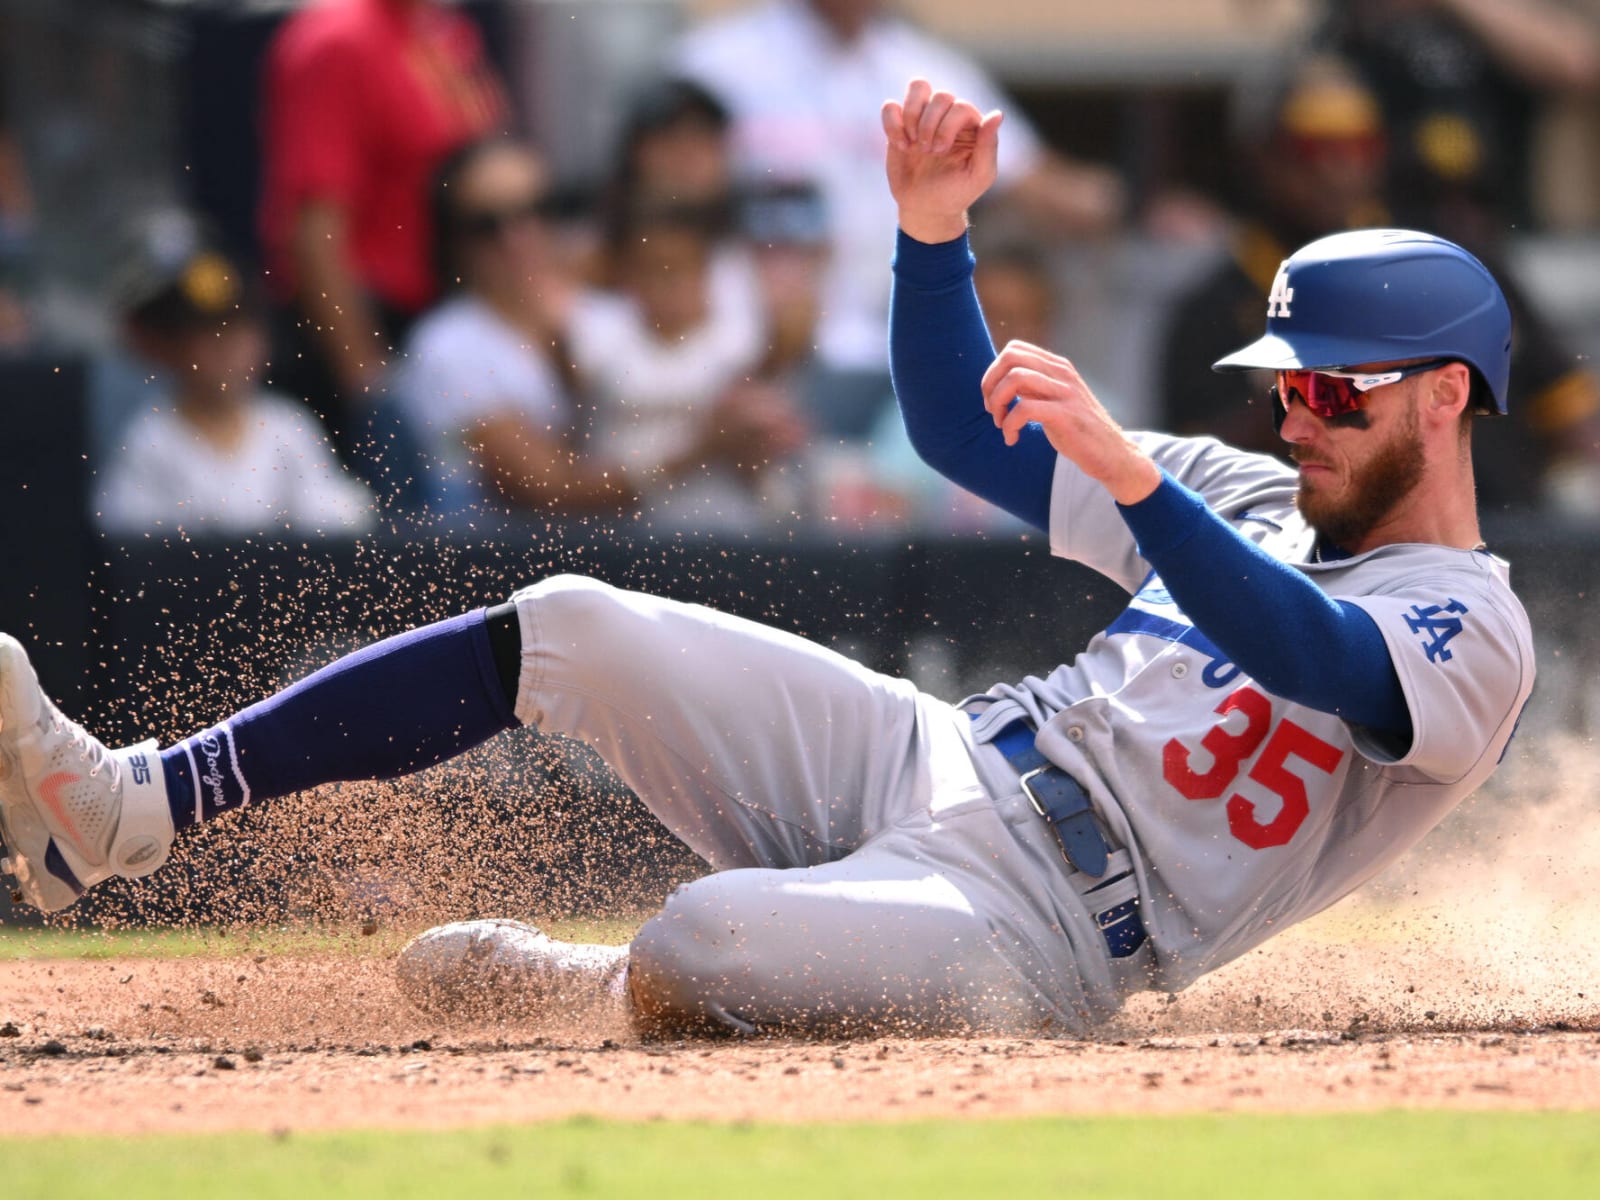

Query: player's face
left=1278, top=362, right=1436, bottom=550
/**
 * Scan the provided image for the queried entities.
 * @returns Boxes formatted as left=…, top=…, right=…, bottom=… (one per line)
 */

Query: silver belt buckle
left=1018, top=765, right=1052, bottom=818
left=1018, top=765, right=1072, bottom=867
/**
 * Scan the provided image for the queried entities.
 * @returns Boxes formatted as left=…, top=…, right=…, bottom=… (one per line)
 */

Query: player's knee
left=510, top=573, right=612, bottom=619
left=512, top=574, right=655, bottom=643
left=511, top=574, right=626, bottom=654
left=627, top=881, right=756, bottom=1038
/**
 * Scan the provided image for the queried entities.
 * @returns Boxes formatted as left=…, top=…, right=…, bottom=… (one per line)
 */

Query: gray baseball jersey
left=503, top=433, right=1532, bottom=1034
left=967, top=431, right=1536, bottom=991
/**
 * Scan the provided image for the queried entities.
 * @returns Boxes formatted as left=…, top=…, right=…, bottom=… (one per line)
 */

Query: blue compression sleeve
left=1118, top=474, right=1411, bottom=733
left=889, top=229, right=1056, bottom=532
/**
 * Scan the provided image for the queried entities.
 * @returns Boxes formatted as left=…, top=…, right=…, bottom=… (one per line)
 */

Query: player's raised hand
left=882, top=78, right=1002, bottom=244
left=981, top=340, right=1161, bottom=505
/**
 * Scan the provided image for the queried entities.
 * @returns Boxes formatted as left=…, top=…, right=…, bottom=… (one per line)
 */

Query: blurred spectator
left=605, top=77, right=736, bottom=222
left=1158, top=55, right=1600, bottom=514
left=565, top=199, right=809, bottom=531
left=396, top=138, right=616, bottom=515
left=603, top=78, right=830, bottom=389
left=973, top=243, right=1059, bottom=352
left=672, top=0, right=1124, bottom=441
left=1159, top=57, right=1390, bottom=458
left=97, top=212, right=375, bottom=537
left=257, top=0, right=508, bottom=489
left=399, top=137, right=801, bottom=525
left=527, top=77, right=741, bottom=295
left=1311, top=0, right=1600, bottom=242
left=737, top=180, right=831, bottom=383
left=0, top=61, right=35, bottom=349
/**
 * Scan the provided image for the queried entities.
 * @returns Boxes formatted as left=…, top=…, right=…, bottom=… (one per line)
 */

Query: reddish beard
left=1294, top=396, right=1425, bottom=551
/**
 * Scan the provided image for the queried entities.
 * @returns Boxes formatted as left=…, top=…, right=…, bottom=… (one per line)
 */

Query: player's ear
left=1424, top=362, right=1472, bottom=422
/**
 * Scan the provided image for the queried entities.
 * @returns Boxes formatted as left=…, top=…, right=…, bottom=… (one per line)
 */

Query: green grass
left=0, top=924, right=388, bottom=961
left=0, top=916, right=640, bottom=961
left=4, top=1112, right=1598, bottom=1199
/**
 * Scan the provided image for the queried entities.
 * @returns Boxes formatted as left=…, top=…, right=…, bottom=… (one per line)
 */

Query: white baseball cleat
left=0, top=633, right=175, bottom=913
left=396, top=919, right=630, bottom=1021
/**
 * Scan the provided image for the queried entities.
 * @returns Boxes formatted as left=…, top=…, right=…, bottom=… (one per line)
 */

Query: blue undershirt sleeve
left=1118, top=473, right=1412, bottom=735
left=889, top=229, right=1056, bottom=533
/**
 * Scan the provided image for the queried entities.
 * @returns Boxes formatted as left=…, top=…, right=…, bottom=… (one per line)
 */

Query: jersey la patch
left=1403, top=598, right=1468, bottom=663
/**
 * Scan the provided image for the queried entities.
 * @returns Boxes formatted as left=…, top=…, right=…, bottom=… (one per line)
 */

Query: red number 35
left=1161, top=685, right=1345, bottom=849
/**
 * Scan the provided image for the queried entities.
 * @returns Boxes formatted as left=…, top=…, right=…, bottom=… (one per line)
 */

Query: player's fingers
left=982, top=365, right=1073, bottom=424
left=980, top=341, right=1079, bottom=402
left=929, top=98, right=984, bottom=154
left=981, top=356, right=1030, bottom=418
left=880, top=100, right=910, bottom=150
left=973, top=108, right=1005, bottom=169
left=899, top=78, right=933, bottom=142
left=980, top=339, right=1054, bottom=387
left=982, top=361, right=1089, bottom=430
left=914, top=89, right=957, bottom=149
left=998, top=396, right=1048, bottom=446
left=979, top=347, right=1016, bottom=401
left=1002, top=341, right=1084, bottom=386
left=981, top=367, right=1016, bottom=422
left=992, top=400, right=1030, bottom=448
left=1000, top=338, right=1078, bottom=373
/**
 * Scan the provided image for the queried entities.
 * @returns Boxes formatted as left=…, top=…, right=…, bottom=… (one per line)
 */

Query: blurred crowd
left=6, top=0, right=1600, bottom=539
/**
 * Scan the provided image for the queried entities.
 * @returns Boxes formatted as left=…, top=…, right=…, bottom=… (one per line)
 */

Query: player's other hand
left=882, top=78, right=1001, bottom=245
left=981, top=340, right=1160, bottom=505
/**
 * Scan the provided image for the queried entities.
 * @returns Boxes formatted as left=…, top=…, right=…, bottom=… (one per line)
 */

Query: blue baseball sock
left=159, top=609, right=519, bottom=831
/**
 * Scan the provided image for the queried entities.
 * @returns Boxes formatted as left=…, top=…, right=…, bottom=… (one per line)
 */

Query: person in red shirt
left=258, top=0, right=507, bottom=486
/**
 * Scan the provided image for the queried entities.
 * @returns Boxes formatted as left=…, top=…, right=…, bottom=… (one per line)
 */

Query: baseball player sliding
left=0, top=79, right=1533, bottom=1036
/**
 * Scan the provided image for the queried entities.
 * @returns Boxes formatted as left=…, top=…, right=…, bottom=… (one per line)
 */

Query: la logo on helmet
left=1267, top=264, right=1294, bottom=318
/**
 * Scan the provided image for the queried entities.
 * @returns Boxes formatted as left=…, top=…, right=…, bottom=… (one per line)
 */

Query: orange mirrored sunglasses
left=1273, top=359, right=1451, bottom=420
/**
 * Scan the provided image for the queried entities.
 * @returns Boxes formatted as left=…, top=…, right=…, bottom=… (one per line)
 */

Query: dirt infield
left=0, top=928, right=1594, bottom=1138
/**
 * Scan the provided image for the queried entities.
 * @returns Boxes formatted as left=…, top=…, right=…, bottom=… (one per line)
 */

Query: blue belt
left=986, top=717, right=1148, bottom=960
left=991, top=719, right=1110, bottom=877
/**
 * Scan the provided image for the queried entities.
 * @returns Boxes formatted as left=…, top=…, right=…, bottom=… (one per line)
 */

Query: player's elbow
left=900, top=415, right=979, bottom=486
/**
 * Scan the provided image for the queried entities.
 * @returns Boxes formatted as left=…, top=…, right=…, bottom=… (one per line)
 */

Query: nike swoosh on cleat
left=36, top=772, right=92, bottom=858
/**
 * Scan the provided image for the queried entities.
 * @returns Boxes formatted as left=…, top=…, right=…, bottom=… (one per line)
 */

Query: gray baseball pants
left=509, top=574, right=1147, bottom=1035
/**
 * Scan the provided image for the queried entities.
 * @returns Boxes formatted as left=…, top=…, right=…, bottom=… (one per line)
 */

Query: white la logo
left=1267, top=264, right=1294, bottom=318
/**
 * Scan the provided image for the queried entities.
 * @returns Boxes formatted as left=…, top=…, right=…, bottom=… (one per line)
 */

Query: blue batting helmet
left=1212, top=228, right=1512, bottom=414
